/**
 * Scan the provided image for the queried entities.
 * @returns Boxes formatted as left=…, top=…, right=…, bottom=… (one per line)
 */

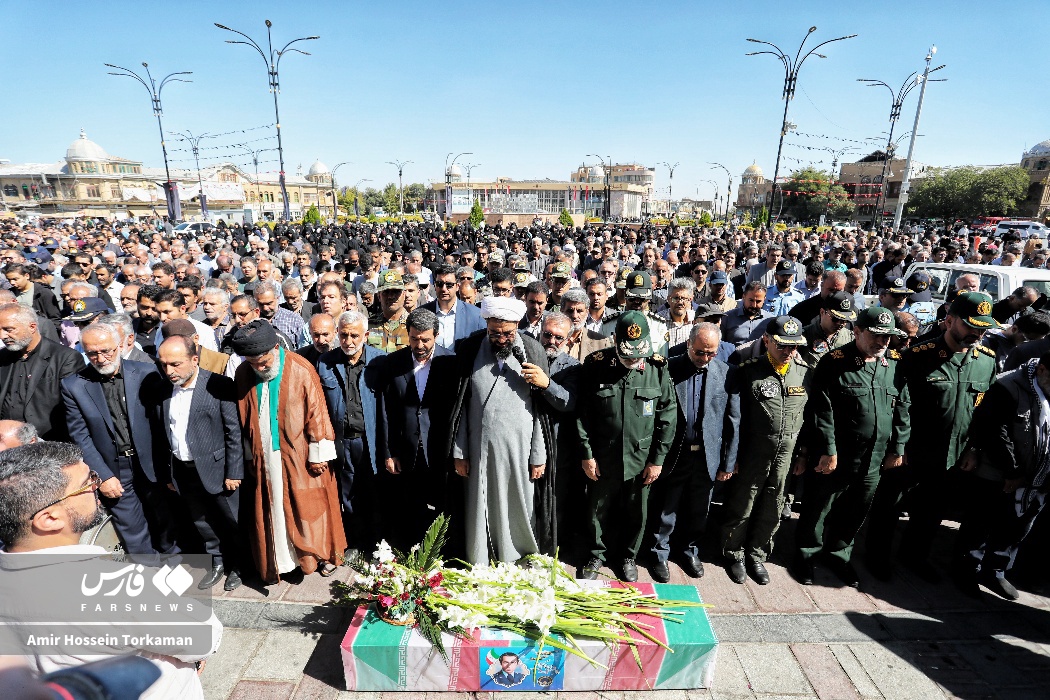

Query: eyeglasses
left=488, top=330, right=517, bottom=340
left=691, top=349, right=717, bottom=358
left=692, top=269, right=708, bottom=275
left=541, top=331, right=567, bottom=342
left=84, top=347, right=118, bottom=359
left=29, top=471, right=101, bottom=522
left=434, top=281, right=457, bottom=288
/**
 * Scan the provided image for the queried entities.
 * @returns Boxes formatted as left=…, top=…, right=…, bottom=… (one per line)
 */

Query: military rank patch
left=975, top=392, right=985, bottom=407
left=787, top=386, right=806, bottom=396
left=830, top=349, right=844, bottom=359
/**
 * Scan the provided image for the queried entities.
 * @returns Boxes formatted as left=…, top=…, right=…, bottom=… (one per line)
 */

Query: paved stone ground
left=201, top=519, right=1050, bottom=699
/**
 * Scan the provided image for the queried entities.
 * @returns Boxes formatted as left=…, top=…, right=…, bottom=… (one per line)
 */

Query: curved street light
left=105, top=62, right=192, bottom=221
left=329, top=162, right=350, bottom=223
left=385, top=159, right=413, bottom=218
left=587, top=154, right=612, bottom=220
left=747, top=26, right=857, bottom=223
left=350, top=177, right=371, bottom=218
left=709, top=163, right=733, bottom=224
left=444, top=152, right=472, bottom=223
left=215, top=20, right=319, bottom=222
left=658, top=162, right=680, bottom=215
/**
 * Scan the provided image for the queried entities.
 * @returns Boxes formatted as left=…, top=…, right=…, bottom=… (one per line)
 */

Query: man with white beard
left=559, top=288, right=611, bottom=363
left=230, top=320, right=345, bottom=583
left=449, top=296, right=554, bottom=563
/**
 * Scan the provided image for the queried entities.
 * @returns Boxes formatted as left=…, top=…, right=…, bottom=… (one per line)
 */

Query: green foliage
left=558, top=209, right=574, bottom=227
left=302, top=204, right=322, bottom=226
left=907, top=166, right=1030, bottom=230
left=403, top=183, right=426, bottom=213
left=780, top=168, right=855, bottom=222
left=469, top=199, right=484, bottom=228
left=698, top=210, right=713, bottom=226
left=382, top=183, right=400, bottom=216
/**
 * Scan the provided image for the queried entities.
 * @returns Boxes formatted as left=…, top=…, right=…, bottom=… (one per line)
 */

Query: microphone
left=511, top=346, right=527, bottom=366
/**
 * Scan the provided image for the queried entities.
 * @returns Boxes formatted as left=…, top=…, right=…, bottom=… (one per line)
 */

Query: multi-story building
left=0, top=130, right=332, bottom=223
left=838, top=151, right=930, bottom=222
left=1018, top=139, right=1050, bottom=220
left=735, top=162, right=774, bottom=218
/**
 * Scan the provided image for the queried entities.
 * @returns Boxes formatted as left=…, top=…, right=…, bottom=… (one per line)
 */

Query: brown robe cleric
left=235, top=350, right=347, bottom=583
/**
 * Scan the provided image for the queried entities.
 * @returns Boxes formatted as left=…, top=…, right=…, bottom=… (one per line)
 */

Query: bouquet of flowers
left=337, top=515, right=707, bottom=667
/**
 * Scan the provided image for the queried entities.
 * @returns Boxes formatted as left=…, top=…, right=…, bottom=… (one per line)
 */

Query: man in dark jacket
left=0, top=303, right=82, bottom=440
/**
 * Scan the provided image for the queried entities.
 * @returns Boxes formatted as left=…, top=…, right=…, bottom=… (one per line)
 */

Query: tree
left=559, top=209, right=574, bottom=228
left=907, top=166, right=1029, bottom=232
left=469, top=199, right=484, bottom=229
left=779, top=167, right=855, bottom=223
left=698, top=210, right=713, bottom=227
left=404, top=183, right=426, bottom=213
left=302, top=204, right=322, bottom=225
left=363, top=187, right=385, bottom=215
left=382, top=183, right=400, bottom=216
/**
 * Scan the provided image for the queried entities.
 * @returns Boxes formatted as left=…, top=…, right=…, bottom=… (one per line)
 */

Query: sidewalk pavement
left=201, top=550, right=1050, bottom=700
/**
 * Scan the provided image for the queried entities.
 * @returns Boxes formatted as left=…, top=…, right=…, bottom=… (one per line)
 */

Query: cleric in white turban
left=480, top=296, right=527, bottom=322
left=447, top=290, right=558, bottom=564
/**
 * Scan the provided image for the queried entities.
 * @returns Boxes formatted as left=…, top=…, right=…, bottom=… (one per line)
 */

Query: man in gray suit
left=649, top=322, right=741, bottom=582
left=156, top=335, right=244, bottom=590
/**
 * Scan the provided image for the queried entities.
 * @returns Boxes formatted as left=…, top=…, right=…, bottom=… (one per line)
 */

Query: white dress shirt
left=435, top=302, right=457, bottom=348
left=167, top=370, right=198, bottom=461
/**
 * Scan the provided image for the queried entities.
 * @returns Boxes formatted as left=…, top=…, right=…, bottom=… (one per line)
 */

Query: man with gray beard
left=231, top=320, right=345, bottom=583
left=0, top=303, right=82, bottom=441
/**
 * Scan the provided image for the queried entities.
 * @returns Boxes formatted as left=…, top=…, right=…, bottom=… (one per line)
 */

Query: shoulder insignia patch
left=830, top=349, right=845, bottom=359
left=587, top=350, right=604, bottom=363
left=740, top=357, right=758, bottom=366
left=888, top=349, right=901, bottom=360
left=650, top=354, right=666, bottom=367
left=975, top=345, right=996, bottom=357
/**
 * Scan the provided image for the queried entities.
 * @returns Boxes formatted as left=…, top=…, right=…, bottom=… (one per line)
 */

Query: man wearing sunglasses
left=420, top=264, right=484, bottom=349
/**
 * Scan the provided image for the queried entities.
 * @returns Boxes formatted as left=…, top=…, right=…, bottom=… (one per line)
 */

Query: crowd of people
left=0, top=214, right=1047, bottom=613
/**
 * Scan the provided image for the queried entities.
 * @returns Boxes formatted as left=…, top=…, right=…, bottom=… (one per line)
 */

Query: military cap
left=614, top=310, right=653, bottom=359
left=767, top=315, right=806, bottom=346
left=774, top=259, right=796, bottom=276
left=377, top=269, right=405, bottom=291
left=624, top=270, right=653, bottom=299
left=907, top=271, right=934, bottom=302
left=615, top=267, right=631, bottom=289
left=511, top=259, right=529, bottom=272
left=949, top=291, right=999, bottom=329
left=823, top=290, right=858, bottom=321
left=855, top=306, right=905, bottom=336
left=881, top=277, right=913, bottom=295
left=550, top=261, right=572, bottom=279
left=512, top=271, right=530, bottom=288
left=694, top=302, right=726, bottom=319
left=488, top=250, right=505, bottom=265
left=42, top=237, right=58, bottom=250
left=66, top=298, right=110, bottom=323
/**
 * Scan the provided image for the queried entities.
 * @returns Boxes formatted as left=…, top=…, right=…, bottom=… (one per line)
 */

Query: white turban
left=480, top=296, right=527, bottom=322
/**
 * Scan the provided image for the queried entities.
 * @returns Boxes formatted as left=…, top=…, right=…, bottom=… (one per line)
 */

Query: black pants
left=865, top=464, right=960, bottom=564
left=387, top=446, right=443, bottom=553
left=173, top=459, right=241, bottom=570
left=957, top=473, right=1048, bottom=577
left=650, top=451, right=714, bottom=563
left=339, top=436, right=380, bottom=553
left=103, top=455, right=180, bottom=557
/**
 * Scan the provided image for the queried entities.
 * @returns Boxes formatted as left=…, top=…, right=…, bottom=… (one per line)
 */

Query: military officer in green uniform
left=792, top=306, right=911, bottom=588
left=721, top=316, right=811, bottom=585
left=797, top=291, right=857, bottom=368
left=367, top=269, right=410, bottom=353
left=863, top=292, right=998, bottom=582
left=601, top=271, right=669, bottom=357
left=576, top=311, right=677, bottom=582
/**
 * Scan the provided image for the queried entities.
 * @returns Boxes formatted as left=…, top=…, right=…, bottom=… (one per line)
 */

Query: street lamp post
left=105, top=62, right=192, bottom=222
left=385, top=159, right=412, bottom=219
left=171, top=130, right=216, bottom=221
left=215, top=19, right=318, bottom=222
left=330, top=162, right=350, bottom=223
left=462, top=162, right=481, bottom=210
left=236, top=144, right=277, bottom=223
left=894, top=46, right=945, bottom=232
left=444, top=152, right=472, bottom=224
left=701, top=179, right=719, bottom=221
left=747, top=26, right=857, bottom=223
left=658, top=161, right=679, bottom=215
left=709, top=163, right=733, bottom=225
left=587, top=154, right=612, bottom=220
left=351, top=178, right=371, bottom=219
left=857, top=64, right=943, bottom=230
left=825, top=146, right=856, bottom=221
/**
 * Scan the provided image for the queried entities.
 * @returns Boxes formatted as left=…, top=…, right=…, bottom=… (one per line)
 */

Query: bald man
left=297, top=313, right=337, bottom=368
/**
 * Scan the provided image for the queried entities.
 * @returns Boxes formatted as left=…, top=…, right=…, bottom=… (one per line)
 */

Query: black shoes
left=621, top=559, right=638, bottom=583
left=579, top=558, right=602, bottom=580
left=982, top=573, right=1020, bottom=601
left=223, top=570, right=242, bottom=591
left=680, top=553, right=705, bottom=579
left=747, top=559, right=770, bottom=585
left=650, top=560, right=670, bottom=583
left=791, top=557, right=815, bottom=586
left=827, top=558, right=860, bottom=588
left=727, top=560, right=747, bottom=584
left=198, top=564, right=225, bottom=590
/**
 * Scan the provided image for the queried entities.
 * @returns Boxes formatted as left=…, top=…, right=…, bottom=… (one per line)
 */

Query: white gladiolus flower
left=373, top=541, right=395, bottom=563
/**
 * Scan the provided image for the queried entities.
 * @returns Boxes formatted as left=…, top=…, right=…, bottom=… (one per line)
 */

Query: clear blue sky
left=2, top=0, right=1046, bottom=202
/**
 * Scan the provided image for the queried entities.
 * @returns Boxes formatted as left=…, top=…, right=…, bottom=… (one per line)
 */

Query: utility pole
left=894, top=46, right=945, bottom=232
left=385, top=159, right=412, bottom=218
left=658, top=161, right=680, bottom=215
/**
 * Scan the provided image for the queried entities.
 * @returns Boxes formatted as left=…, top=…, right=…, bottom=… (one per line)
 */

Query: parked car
left=903, top=262, right=1050, bottom=303
left=173, top=222, right=215, bottom=235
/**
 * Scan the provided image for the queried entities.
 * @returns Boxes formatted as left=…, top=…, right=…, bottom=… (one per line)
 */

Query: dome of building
left=448, top=164, right=463, bottom=177
left=743, top=161, right=764, bottom=177
left=307, top=159, right=329, bottom=177
left=1025, top=139, right=1050, bottom=157
left=65, top=129, right=108, bottom=162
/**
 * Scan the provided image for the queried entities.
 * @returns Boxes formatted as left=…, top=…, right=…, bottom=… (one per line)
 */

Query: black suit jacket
left=377, top=345, right=456, bottom=472
left=32, top=283, right=61, bottom=321
left=61, top=359, right=166, bottom=483
left=0, top=337, right=83, bottom=439
left=156, top=368, right=243, bottom=493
